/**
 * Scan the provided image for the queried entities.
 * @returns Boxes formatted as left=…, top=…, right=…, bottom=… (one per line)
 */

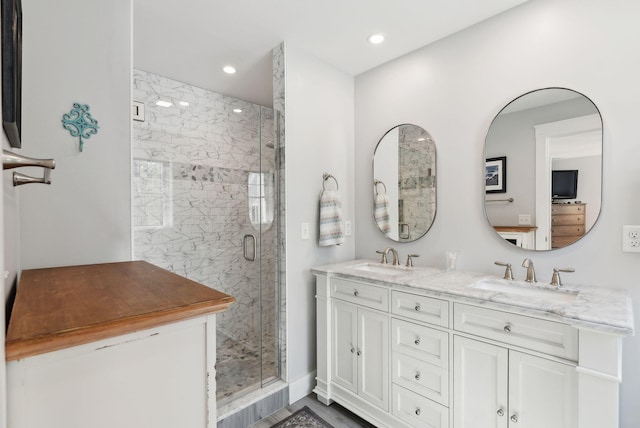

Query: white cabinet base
left=8, top=316, right=217, bottom=428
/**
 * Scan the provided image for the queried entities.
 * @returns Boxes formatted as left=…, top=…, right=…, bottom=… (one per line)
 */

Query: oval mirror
left=373, top=124, right=436, bottom=241
left=484, top=88, right=602, bottom=250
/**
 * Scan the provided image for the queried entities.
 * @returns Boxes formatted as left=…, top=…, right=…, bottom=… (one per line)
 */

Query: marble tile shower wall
left=132, top=69, right=276, bottom=345
left=398, top=126, right=436, bottom=240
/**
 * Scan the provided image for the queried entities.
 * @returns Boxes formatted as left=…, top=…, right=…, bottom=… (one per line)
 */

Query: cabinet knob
left=356, top=350, right=361, bottom=356
left=511, top=414, right=518, bottom=423
left=414, top=338, right=421, bottom=346
left=504, top=325, right=512, bottom=333
left=415, top=408, right=421, bottom=416
left=415, top=372, right=421, bottom=381
left=353, top=290, right=359, bottom=297
left=497, top=408, right=504, bottom=417
left=350, top=347, right=355, bottom=353
left=415, top=304, right=421, bottom=311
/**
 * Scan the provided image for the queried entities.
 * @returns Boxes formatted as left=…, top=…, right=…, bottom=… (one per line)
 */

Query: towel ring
left=323, top=173, right=339, bottom=191
left=374, top=179, right=387, bottom=195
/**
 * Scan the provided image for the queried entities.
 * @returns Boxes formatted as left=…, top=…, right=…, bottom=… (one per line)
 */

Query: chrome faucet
left=522, top=258, right=537, bottom=283
left=384, top=247, right=400, bottom=266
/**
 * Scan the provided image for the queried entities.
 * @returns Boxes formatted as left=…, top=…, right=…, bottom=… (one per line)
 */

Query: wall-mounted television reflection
left=552, top=169, right=578, bottom=200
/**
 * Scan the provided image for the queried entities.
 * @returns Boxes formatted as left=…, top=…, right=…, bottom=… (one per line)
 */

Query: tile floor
left=249, top=394, right=376, bottom=428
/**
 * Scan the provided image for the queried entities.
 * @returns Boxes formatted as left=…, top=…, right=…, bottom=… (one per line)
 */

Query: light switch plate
left=301, top=222, right=310, bottom=240
left=344, top=220, right=352, bottom=236
left=518, top=214, right=531, bottom=225
left=622, top=225, right=640, bottom=253
left=132, top=101, right=145, bottom=122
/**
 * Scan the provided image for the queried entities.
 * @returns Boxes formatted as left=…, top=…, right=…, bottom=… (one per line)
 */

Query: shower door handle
left=243, top=234, right=256, bottom=261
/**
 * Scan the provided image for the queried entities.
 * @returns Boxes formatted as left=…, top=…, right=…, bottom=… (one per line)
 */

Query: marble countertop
left=312, top=259, right=634, bottom=336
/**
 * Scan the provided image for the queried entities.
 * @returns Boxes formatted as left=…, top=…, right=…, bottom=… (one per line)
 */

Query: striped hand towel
left=319, top=190, right=345, bottom=246
left=374, top=193, right=391, bottom=237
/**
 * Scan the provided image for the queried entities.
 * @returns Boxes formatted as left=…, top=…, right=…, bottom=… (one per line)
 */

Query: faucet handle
left=376, top=250, right=388, bottom=264
left=406, top=254, right=420, bottom=267
left=495, top=261, right=514, bottom=280
left=550, top=268, right=575, bottom=287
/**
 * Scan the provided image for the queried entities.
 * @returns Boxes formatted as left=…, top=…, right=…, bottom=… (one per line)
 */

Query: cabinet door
left=358, top=308, right=389, bottom=411
left=332, top=301, right=358, bottom=393
left=509, top=351, right=577, bottom=428
left=454, top=336, right=508, bottom=428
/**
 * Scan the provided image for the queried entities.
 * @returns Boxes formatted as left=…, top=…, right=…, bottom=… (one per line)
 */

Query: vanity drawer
left=392, top=384, right=449, bottom=428
left=392, top=351, right=448, bottom=406
left=330, top=278, right=389, bottom=311
left=391, top=291, right=449, bottom=328
left=392, top=318, right=448, bottom=368
left=454, top=303, right=578, bottom=360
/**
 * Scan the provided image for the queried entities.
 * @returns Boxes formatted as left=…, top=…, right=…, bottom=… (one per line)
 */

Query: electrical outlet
left=344, top=220, right=352, bottom=236
left=518, top=214, right=531, bottom=226
left=301, top=222, right=310, bottom=240
left=622, top=225, right=640, bottom=253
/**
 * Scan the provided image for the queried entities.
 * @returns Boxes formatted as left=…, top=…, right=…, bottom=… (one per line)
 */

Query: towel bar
left=322, top=173, right=339, bottom=191
left=374, top=179, right=387, bottom=195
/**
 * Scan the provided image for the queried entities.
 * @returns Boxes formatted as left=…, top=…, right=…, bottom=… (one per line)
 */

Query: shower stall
left=131, top=69, right=282, bottom=407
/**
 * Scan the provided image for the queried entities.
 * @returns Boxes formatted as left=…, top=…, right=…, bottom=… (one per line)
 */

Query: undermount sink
left=470, top=278, right=579, bottom=303
left=352, top=263, right=409, bottom=275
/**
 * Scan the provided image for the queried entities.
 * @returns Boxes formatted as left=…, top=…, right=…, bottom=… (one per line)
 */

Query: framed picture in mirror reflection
left=485, top=156, right=506, bottom=193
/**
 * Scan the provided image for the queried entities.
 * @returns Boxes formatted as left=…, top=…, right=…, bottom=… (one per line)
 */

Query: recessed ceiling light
left=223, top=66, right=237, bottom=74
left=179, top=101, right=189, bottom=107
left=368, top=33, right=385, bottom=45
left=233, top=108, right=242, bottom=113
left=155, top=100, right=172, bottom=107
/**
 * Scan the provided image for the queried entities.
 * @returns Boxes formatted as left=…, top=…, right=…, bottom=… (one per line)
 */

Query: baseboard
left=288, top=370, right=317, bottom=404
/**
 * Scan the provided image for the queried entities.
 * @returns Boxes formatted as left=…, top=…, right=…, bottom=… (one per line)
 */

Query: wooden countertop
left=6, top=261, right=235, bottom=361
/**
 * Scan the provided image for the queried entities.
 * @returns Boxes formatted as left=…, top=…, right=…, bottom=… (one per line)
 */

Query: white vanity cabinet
left=453, top=336, right=577, bottom=428
left=313, top=262, right=631, bottom=428
left=332, top=300, right=390, bottom=411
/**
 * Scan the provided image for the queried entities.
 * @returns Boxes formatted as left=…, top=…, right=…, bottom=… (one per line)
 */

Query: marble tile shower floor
left=216, top=333, right=278, bottom=404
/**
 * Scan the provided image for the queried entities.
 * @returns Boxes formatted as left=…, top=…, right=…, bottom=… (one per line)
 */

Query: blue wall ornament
left=62, top=103, right=99, bottom=152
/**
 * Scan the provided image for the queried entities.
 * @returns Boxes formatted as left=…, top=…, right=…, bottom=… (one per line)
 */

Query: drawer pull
left=415, top=408, right=421, bottom=416
left=414, top=372, right=421, bottom=381
left=353, top=290, right=359, bottom=297
left=504, top=325, right=512, bottom=333
left=511, top=414, right=518, bottom=423
left=497, top=408, right=504, bottom=417
left=415, top=304, right=421, bottom=311
left=414, top=338, right=421, bottom=346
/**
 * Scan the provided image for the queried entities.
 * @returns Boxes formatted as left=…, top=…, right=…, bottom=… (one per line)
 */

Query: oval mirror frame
left=484, top=87, right=602, bottom=251
left=373, top=123, right=437, bottom=242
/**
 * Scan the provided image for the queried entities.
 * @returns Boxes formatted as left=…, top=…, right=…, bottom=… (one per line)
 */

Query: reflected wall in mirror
left=373, top=124, right=436, bottom=242
left=484, top=88, right=602, bottom=250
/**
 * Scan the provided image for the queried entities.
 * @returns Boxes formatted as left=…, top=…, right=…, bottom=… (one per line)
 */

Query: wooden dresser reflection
left=551, top=203, right=586, bottom=248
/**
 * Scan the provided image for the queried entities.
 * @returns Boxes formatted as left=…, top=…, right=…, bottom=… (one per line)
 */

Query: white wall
left=354, top=0, right=640, bottom=425
left=285, top=45, right=355, bottom=401
left=18, top=0, right=132, bottom=269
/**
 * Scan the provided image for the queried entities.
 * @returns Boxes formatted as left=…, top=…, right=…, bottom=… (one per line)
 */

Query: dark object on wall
left=485, top=156, right=506, bottom=193
left=2, top=0, right=22, bottom=148
left=552, top=169, right=578, bottom=200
